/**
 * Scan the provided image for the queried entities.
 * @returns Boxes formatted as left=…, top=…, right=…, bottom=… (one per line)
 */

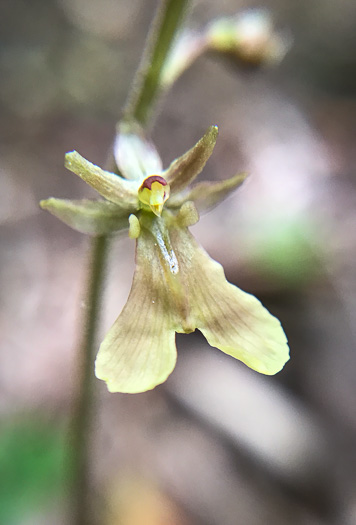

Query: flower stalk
left=124, top=0, right=189, bottom=126
left=69, top=235, right=109, bottom=525
left=67, top=1, right=191, bottom=524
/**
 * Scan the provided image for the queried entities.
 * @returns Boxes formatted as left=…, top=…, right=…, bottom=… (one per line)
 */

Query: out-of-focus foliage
left=0, top=418, right=67, bottom=524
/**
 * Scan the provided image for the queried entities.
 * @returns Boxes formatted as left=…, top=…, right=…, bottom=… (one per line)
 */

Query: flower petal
left=65, top=151, right=139, bottom=207
left=114, top=122, right=163, bottom=180
left=171, top=226, right=289, bottom=375
left=164, top=125, right=218, bottom=194
left=40, top=198, right=130, bottom=235
left=168, top=172, right=247, bottom=212
left=95, top=226, right=181, bottom=393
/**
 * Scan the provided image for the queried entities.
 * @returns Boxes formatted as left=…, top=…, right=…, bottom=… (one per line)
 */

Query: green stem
left=69, top=1, right=190, bottom=524
left=70, top=235, right=109, bottom=525
left=124, top=0, right=189, bottom=126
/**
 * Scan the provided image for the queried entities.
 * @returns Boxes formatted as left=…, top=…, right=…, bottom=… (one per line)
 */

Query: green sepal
left=114, top=121, right=162, bottom=181
left=164, top=125, right=218, bottom=194
left=40, top=198, right=131, bottom=235
left=64, top=151, right=139, bottom=207
left=168, top=172, right=247, bottom=212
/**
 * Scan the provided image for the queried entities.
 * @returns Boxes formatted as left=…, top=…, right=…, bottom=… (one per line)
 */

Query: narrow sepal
left=40, top=198, right=130, bottom=235
left=171, top=227, right=290, bottom=375
left=168, top=172, right=247, bottom=212
left=65, top=151, right=138, bottom=207
left=164, top=125, right=218, bottom=194
left=95, top=226, right=182, bottom=393
left=114, top=122, right=162, bottom=181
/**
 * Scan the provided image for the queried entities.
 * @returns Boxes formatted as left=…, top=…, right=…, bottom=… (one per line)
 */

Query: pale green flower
left=41, top=123, right=289, bottom=393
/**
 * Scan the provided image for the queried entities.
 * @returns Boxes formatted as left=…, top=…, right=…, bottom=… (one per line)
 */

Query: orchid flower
left=41, top=123, right=289, bottom=393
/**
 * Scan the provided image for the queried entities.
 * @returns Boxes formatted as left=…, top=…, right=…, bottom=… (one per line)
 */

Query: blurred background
left=1, top=0, right=356, bottom=524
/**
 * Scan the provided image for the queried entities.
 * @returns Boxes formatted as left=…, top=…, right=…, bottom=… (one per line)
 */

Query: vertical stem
left=69, top=1, right=190, bottom=524
left=124, top=0, right=189, bottom=126
left=70, top=235, right=109, bottom=525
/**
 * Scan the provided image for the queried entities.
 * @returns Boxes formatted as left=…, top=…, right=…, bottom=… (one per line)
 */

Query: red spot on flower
left=140, top=175, right=167, bottom=191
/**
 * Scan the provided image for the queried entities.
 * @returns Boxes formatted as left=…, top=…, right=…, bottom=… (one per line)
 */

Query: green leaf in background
left=244, top=217, right=318, bottom=288
left=0, top=417, right=67, bottom=524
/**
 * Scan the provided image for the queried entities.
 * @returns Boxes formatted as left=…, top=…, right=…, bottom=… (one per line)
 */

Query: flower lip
left=140, top=175, right=168, bottom=190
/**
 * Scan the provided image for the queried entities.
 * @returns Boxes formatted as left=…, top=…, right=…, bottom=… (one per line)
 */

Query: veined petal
left=168, top=172, right=247, bottom=212
left=40, top=198, right=130, bottom=235
left=114, top=122, right=163, bottom=180
left=164, top=126, right=218, bottom=194
left=171, top=227, right=289, bottom=375
left=95, top=226, right=181, bottom=393
left=65, top=151, right=138, bottom=207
